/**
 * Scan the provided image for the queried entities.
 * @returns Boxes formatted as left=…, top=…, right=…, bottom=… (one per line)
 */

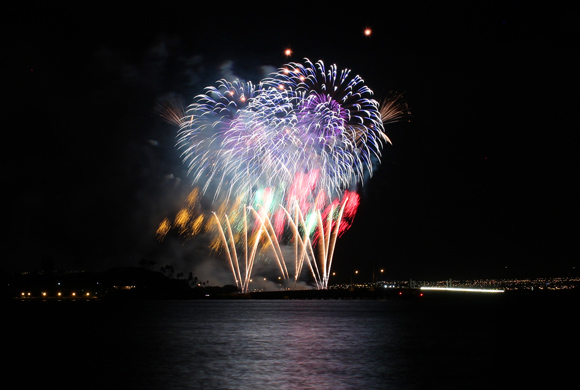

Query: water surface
left=6, top=295, right=575, bottom=389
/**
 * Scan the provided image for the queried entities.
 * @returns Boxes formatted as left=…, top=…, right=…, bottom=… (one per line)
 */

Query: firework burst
left=159, top=58, right=408, bottom=291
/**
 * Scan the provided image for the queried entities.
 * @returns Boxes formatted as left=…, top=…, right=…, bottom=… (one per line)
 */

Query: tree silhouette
left=160, top=265, right=174, bottom=279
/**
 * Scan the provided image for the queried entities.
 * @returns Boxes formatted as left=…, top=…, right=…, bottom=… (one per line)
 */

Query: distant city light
left=420, top=287, right=504, bottom=293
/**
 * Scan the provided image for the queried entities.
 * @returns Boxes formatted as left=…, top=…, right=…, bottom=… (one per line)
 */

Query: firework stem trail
left=280, top=202, right=323, bottom=288
left=224, top=213, right=242, bottom=288
left=245, top=221, right=265, bottom=293
left=249, top=207, right=289, bottom=280
left=212, top=212, right=241, bottom=291
left=324, top=198, right=348, bottom=288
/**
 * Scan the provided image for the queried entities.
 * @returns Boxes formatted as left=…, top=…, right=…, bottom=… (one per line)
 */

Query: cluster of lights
left=419, top=276, right=579, bottom=291
left=20, top=291, right=94, bottom=298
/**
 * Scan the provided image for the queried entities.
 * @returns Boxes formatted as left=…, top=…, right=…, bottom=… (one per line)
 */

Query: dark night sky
left=6, top=2, right=579, bottom=282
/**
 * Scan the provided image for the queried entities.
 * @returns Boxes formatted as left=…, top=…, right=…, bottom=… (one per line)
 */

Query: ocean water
left=5, top=293, right=576, bottom=389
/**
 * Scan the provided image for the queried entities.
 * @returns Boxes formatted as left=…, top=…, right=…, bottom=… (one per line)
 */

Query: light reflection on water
left=8, top=295, right=575, bottom=389
left=129, top=300, right=411, bottom=390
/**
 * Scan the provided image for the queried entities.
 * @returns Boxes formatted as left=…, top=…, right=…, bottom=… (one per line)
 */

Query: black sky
left=6, top=2, right=579, bottom=281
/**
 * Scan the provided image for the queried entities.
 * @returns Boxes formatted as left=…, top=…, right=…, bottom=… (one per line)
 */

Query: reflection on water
left=6, top=296, right=576, bottom=389
left=126, top=301, right=414, bottom=390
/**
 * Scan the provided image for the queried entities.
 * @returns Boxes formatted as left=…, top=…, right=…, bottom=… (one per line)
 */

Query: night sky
left=6, top=2, right=579, bottom=282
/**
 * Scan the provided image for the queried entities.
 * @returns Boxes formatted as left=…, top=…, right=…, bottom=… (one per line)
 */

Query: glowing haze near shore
left=158, top=58, right=409, bottom=292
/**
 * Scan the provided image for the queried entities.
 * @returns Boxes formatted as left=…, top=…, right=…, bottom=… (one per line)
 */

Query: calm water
left=6, top=293, right=576, bottom=389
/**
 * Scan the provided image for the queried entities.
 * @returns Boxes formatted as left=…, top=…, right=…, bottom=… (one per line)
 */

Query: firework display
left=159, top=58, right=408, bottom=292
